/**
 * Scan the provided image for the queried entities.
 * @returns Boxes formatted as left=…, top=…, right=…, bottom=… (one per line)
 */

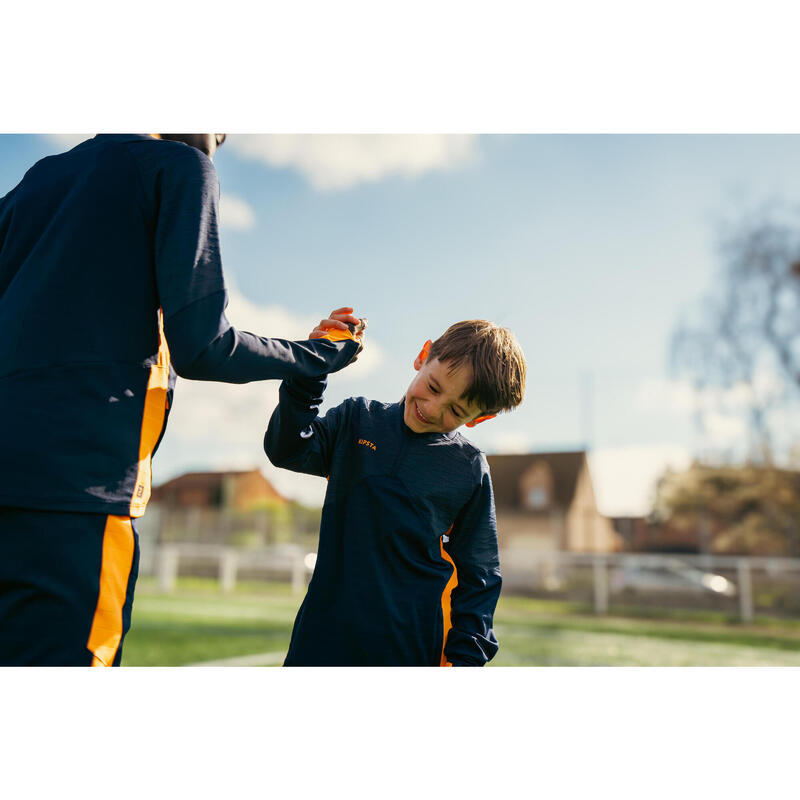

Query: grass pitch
left=121, top=577, right=800, bottom=666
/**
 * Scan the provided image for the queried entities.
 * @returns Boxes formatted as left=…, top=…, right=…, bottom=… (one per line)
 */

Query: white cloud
left=219, top=193, right=256, bottom=230
left=703, top=412, right=747, bottom=443
left=589, top=444, right=692, bottom=518
left=226, top=134, right=478, bottom=191
left=751, top=367, right=786, bottom=402
left=632, top=373, right=798, bottom=458
left=634, top=366, right=791, bottom=419
left=164, top=376, right=276, bottom=444
left=224, top=289, right=312, bottom=340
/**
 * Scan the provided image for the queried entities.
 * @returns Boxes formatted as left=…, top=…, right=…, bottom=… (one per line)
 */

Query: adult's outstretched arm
left=164, top=290, right=360, bottom=383
left=148, top=144, right=359, bottom=383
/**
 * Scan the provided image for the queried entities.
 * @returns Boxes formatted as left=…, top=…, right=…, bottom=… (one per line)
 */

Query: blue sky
left=4, top=134, right=800, bottom=514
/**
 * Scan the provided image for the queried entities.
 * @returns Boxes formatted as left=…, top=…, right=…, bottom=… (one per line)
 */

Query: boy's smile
left=403, top=357, right=484, bottom=434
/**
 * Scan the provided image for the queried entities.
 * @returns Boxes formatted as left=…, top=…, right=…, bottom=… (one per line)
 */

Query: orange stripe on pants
left=86, top=516, right=135, bottom=667
left=439, top=529, right=458, bottom=667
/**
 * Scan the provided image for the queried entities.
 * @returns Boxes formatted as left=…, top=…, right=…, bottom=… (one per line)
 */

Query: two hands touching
left=309, top=306, right=366, bottom=367
left=308, top=306, right=365, bottom=341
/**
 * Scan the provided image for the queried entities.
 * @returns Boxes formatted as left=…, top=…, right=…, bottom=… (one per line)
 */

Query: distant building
left=611, top=516, right=704, bottom=554
left=610, top=516, right=649, bottom=551
left=151, top=468, right=288, bottom=512
left=487, top=451, right=622, bottom=553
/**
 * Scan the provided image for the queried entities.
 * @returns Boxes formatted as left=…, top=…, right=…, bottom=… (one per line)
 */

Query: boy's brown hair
left=427, top=320, right=526, bottom=415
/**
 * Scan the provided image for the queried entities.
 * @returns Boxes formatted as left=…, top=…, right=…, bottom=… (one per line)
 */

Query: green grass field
left=121, top=577, right=800, bottom=666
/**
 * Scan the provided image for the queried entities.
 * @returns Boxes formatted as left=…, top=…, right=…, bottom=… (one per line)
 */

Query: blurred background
left=5, top=133, right=800, bottom=665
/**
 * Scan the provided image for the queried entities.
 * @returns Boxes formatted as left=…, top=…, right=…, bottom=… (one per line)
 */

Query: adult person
left=0, top=133, right=360, bottom=666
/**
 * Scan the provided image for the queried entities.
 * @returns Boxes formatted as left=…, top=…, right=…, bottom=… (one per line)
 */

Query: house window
left=526, top=487, right=549, bottom=509
left=519, top=459, right=554, bottom=511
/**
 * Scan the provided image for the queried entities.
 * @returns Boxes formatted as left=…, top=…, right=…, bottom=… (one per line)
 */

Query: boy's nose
left=427, top=401, right=445, bottom=422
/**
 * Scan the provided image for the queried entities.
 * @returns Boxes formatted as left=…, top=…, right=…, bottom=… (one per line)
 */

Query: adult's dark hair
left=158, top=134, right=226, bottom=157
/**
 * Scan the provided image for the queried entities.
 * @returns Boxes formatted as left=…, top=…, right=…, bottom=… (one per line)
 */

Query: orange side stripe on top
left=87, top=515, right=135, bottom=667
left=130, top=308, right=171, bottom=517
left=439, top=528, right=458, bottom=667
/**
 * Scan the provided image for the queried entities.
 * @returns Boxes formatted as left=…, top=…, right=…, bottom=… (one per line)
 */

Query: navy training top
left=0, top=134, right=355, bottom=516
left=264, top=373, right=502, bottom=667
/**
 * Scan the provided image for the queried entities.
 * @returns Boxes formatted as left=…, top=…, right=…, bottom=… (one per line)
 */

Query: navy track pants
left=0, top=507, right=139, bottom=666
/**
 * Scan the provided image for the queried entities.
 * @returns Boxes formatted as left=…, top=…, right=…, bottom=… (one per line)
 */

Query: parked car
left=610, top=558, right=737, bottom=597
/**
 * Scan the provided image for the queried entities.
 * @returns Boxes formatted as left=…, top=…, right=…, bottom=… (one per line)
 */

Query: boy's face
left=403, top=356, right=484, bottom=434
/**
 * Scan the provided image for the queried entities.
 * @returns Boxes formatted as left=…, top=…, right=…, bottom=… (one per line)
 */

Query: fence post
left=291, top=551, right=306, bottom=596
left=593, top=555, right=608, bottom=615
left=187, top=507, right=201, bottom=540
left=219, top=548, right=239, bottom=593
left=219, top=511, right=232, bottom=545
left=737, top=559, right=753, bottom=624
left=258, top=510, right=269, bottom=546
left=157, top=545, right=179, bottom=594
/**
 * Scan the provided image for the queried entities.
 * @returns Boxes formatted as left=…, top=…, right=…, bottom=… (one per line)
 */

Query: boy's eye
left=428, top=384, right=438, bottom=394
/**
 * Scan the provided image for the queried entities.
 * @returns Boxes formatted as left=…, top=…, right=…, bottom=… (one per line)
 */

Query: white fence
left=151, top=542, right=314, bottom=596
left=134, top=503, right=800, bottom=622
left=501, top=550, right=800, bottom=622
left=142, top=538, right=800, bottom=623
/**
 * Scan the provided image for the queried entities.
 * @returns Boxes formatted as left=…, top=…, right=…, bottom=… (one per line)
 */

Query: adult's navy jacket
left=264, top=370, right=502, bottom=667
left=0, top=134, right=354, bottom=516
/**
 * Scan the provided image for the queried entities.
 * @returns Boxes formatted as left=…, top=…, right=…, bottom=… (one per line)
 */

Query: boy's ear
left=465, top=414, right=497, bottom=428
left=413, top=340, right=433, bottom=371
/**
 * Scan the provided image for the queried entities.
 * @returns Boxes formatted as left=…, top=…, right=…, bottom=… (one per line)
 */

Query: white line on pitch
left=186, top=651, right=286, bottom=667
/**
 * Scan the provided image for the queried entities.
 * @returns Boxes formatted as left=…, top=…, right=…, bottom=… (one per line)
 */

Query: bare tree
left=671, top=207, right=800, bottom=464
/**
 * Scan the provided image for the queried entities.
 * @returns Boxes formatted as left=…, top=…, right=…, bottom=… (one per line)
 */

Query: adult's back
left=0, top=135, right=220, bottom=514
left=0, top=134, right=355, bottom=517
left=0, top=134, right=361, bottom=665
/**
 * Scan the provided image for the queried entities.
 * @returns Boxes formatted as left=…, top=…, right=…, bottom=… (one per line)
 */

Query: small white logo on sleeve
left=442, top=534, right=450, bottom=543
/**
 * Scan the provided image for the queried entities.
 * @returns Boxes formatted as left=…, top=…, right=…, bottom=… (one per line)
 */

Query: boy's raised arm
left=443, top=457, right=503, bottom=667
left=264, top=374, right=343, bottom=478
left=264, top=311, right=364, bottom=478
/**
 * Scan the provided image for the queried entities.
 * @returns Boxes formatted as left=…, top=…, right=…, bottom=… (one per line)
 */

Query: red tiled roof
left=151, top=468, right=284, bottom=503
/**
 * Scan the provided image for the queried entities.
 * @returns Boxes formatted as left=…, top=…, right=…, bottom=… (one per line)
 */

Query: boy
left=264, top=319, right=526, bottom=666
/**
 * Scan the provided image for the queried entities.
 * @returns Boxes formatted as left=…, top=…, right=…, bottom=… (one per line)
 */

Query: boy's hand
left=309, top=307, right=365, bottom=341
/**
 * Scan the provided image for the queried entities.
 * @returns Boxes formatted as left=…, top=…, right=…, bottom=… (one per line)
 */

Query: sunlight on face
left=403, top=358, right=484, bottom=434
